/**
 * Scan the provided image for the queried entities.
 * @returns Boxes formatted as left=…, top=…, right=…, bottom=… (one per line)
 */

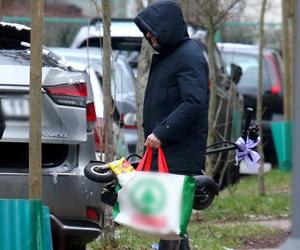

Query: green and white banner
left=113, top=171, right=195, bottom=240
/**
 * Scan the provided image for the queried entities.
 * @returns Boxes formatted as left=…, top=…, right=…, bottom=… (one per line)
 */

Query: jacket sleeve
left=152, top=52, right=209, bottom=143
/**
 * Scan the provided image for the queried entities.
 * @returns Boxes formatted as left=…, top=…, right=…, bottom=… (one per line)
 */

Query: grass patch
left=89, top=224, right=283, bottom=250
left=188, top=222, right=283, bottom=250
left=194, top=169, right=292, bottom=223
left=89, top=227, right=155, bottom=250
left=227, top=169, right=291, bottom=195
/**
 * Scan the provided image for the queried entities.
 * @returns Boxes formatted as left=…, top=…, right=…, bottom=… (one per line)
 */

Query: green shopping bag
left=0, top=199, right=53, bottom=250
left=113, top=147, right=195, bottom=240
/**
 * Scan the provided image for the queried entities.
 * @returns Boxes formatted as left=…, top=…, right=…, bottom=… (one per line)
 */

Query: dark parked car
left=218, top=43, right=284, bottom=163
left=0, top=22, right=104, bottom=250
left=71, top=19, right=244, bottom=187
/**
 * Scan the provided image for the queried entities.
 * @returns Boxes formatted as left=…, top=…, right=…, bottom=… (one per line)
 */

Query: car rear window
left=222, top=52, right=271, bottom=89
left=0, top=50, right=70, bottom=69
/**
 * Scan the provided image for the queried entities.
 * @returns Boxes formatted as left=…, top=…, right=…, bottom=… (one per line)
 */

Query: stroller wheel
left=193, top=175, right=219, bottom=210
left=193, top=188, right=215, bottom=210
left=84, top=162, right=115, bottom=183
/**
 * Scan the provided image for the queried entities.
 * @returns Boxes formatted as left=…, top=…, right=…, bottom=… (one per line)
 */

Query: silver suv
left=0, top=22, right=103, bottom=250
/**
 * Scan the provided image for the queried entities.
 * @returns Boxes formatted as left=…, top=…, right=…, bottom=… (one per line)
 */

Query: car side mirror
left=230, top=63, right=243, bottom=84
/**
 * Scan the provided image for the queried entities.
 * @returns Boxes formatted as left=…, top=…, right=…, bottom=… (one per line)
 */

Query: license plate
left=1, top=97, right=29, bottom=119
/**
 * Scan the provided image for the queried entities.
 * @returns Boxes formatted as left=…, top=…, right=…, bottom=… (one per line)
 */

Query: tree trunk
left=257, top=0, right=267, bottom=195
left=29, top=0, right=44, bottom=199
left=178, top=0, right=189, bottom=22
left=135, top=39, right=153, bottom=155
left=102, top=0, right=114, bottom=162
left=101, top=0, right=115, bottom=240
left=282, top=0, right=293, bottom=121
left=288, top=0, right=295, bottom=120
left=135, top=0, right=154, bottom=155
left=0, top=0, right=3, bottom=17
left=206, top=18, right=218, bottom=177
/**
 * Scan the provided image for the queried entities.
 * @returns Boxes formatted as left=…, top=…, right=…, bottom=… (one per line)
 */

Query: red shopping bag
left=136, top=147, right=169, bottom=173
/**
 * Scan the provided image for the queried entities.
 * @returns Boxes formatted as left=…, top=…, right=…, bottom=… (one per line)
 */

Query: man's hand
left=145, top=133, right=161, bottom=148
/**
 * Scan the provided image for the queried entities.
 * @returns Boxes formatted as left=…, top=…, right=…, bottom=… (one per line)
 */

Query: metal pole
left=29, top=0, right=44, bottom=199
left=280, top=0, right=300, bottom=248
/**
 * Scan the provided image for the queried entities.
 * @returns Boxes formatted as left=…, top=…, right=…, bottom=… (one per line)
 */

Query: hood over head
left=134, top=0, right=189, bottom=53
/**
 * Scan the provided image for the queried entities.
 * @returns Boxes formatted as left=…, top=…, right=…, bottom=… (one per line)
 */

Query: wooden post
left=257, top=0, right=267, bottom=195
left=282, top=0, right=292, bottom=121
left=29, top=0, right=44, bottom=199
left=101, top=0, right=114, bottom=163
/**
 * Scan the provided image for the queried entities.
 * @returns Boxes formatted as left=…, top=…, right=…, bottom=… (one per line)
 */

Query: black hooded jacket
left=134, top=0, right=209, bottom=175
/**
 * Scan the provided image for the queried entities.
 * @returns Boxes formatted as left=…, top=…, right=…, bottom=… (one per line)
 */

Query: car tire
left=84, top=162, right=115, bottom=183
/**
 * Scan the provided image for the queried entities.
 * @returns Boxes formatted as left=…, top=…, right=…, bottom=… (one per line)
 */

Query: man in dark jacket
left=134, top=0, right=209, bottom=249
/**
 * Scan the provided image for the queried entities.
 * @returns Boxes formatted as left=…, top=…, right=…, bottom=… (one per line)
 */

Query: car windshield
left=222, top=52, right=271, bottom=88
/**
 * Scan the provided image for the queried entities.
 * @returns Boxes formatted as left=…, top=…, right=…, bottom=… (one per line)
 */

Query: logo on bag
left=129, top=178, right=166, bottom=215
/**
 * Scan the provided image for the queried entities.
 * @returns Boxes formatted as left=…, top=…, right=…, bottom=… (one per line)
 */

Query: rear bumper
left=51, top=215, right=101, bottom=248
left=0, top=172, right=104, bottom=247
left=0, top=171, right=103, bottom=219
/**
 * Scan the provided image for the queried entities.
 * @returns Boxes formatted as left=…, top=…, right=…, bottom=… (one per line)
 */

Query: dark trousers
left=159, top=236, right=190, bottom=250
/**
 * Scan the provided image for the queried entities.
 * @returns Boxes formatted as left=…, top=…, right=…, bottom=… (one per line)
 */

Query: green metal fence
left=1, top=16, right=89, bottom=47
left=0, top=16, right=282, bottom=49
left=0, top=199, right=52, bottom=250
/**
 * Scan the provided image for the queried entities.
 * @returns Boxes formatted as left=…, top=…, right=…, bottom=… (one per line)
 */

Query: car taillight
left=120, top=113, right=138, bottom=129
left=271, top=84, right=281, bottom=94
left=123, top=124, right=138, bottom=129
left=45, top=82, right=87, bottom=107
left=86, top=207, right=99, bottom=221
left=86, top=102, right=96, bottom=122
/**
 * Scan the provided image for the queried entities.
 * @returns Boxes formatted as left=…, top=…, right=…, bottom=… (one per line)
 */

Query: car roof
left=71, top=19, right=143, bottom=48
left=217, top=42, right=275, bottom=56
left=50, top=47, right=103, bottom=60
left=71, top=19, right=207, bottom=48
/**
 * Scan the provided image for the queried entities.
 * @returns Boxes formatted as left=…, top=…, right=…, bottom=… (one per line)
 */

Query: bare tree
left=187, top=0, right=245, bottom=176
left=0, top=0, right=3, bottom=17
left=135, top=39, right=154, bottom=155
left=257, top=0, right=268, bottom=195
left=101, top=0, right=115, bottom=240
left=101, top=0, right=114, bottom=163
left=91, top=0, right=115, bottom=240
left=135, top=0, right=154, bottom=155
left=179, top=0, right=190, bottom=21
left=282, top=0, right=295, bottom=122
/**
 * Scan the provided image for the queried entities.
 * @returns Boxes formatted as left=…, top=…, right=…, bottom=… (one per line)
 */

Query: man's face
left=146, top=32, right=159, bottom=49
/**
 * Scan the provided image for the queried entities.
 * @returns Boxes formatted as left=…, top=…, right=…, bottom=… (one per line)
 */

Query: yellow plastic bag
left=109, top=157, right=135, bottom=175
